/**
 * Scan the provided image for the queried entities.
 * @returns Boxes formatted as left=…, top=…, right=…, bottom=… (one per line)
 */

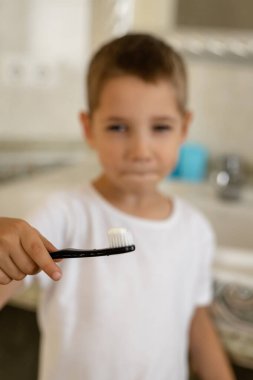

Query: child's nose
left=128, top=135, right=152, bottom=161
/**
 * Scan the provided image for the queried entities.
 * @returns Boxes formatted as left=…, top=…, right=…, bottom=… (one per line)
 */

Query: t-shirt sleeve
left=194, top=219, right=216, bottom=307
left=196, top=238, right=216, bottom=306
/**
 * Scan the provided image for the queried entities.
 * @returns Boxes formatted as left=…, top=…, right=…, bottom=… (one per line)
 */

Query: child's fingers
left=0, top=218, right=62, bottom=282
left=0, top=254, right=26, bottom=281
left=20, top=229, right=62, bottom=281
left=39, top=234, right=63, bottom=263
left=0, top=237, right=25, bottom=283
left=38, top=232, right=57, bottom=253
left=0, top=268, right=12, bottom=285
left=11, top=244, right=41, bottom=276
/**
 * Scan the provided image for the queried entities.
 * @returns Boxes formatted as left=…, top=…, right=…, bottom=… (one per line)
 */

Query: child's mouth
left=122, top=171, right=158, bottom=180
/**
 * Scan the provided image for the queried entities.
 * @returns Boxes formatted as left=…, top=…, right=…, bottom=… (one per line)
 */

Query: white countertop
left=0, top=156, right=100, bottom=218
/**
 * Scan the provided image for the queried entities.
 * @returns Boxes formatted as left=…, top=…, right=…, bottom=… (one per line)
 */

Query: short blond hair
left=87, top=33, right=188, bottom=115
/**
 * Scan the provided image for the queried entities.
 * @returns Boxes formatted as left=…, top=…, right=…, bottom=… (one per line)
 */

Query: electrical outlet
left=1, top=55, right=58, bottom=88
left=28, top=62, right=58, bottom=88
left=2, top=56, right=28, bottom=86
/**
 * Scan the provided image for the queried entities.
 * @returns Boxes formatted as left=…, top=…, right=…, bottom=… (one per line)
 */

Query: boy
left=0, top=33, right=235, bottom=380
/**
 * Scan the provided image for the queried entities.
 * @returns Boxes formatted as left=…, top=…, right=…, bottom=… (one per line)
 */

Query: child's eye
left=152, top=124, right=173, bottom=132
left=107, top=124, right=127, bottom=132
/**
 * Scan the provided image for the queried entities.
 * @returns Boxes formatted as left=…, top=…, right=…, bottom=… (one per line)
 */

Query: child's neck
left=92, top=176, right=173, bottom=220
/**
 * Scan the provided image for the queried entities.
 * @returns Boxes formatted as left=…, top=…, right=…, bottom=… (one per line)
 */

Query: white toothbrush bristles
left=107, top=228, right=134, bottom=248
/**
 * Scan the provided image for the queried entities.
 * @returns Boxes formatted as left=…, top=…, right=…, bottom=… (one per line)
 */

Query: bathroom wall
left=133, top=0, right=253, bottom=166
left=0, top=0, right=90, bottom=142
left=185, top=60, right=253, bottom=163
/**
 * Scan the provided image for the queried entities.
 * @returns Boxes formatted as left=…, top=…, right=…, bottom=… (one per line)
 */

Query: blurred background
left=1, top=0, right=253, bottom=163
left=0, top=1, right=253, bottom=379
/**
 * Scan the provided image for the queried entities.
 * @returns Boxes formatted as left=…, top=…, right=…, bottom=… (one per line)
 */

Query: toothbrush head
left=108, top=227, right=135, bottom=248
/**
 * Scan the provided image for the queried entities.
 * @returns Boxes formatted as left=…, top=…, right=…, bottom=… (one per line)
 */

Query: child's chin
left=122, top=174, right=159, bottom=188
left=124, top=172, right=158, bottom=181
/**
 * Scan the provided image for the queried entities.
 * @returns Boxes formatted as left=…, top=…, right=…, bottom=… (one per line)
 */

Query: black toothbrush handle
left=50, top=245, right=135, bottom=259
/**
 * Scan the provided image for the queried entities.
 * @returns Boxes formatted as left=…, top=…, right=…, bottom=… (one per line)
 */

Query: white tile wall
left=187, top=59, right=253, bottom=163
left=0, top=0, right=90, bottom=142
left=0, top=64, right=86, bottom=140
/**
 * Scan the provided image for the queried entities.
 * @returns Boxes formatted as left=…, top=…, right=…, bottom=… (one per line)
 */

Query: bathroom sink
left=160, top=180, right=253, bottom=250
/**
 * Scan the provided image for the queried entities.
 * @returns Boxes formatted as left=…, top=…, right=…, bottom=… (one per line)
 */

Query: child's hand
left=0, top=217, right=62, bottom=285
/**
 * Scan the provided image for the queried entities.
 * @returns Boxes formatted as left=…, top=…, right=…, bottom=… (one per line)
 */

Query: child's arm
left=0, top=217, right=62, bottom=290
left=189, top=306, right=236, bottom=380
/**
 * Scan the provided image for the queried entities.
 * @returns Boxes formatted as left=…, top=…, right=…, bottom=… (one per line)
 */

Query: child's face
left=81, top=75, right=191, bottom=193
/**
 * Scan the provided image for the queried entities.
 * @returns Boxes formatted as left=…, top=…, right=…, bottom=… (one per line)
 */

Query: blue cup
left=170, top=143, right=208, bottom=182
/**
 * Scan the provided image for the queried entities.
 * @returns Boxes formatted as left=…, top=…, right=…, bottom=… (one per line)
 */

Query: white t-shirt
left=27, top=183, right=215, bottom=380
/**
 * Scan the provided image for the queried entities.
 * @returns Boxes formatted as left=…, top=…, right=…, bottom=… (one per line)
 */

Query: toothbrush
left=50, top=228, right=135, bottom=259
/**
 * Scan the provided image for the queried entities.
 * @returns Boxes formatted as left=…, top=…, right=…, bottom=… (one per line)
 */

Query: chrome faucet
left=215, top=154, right=245, bottom=200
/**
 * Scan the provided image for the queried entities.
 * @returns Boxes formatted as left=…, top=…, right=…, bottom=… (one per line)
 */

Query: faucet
left=215, top=154, right=245, bottom=200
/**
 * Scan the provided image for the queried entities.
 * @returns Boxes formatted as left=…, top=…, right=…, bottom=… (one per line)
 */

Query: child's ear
left=79, top=111, right=94, bottom=148
left=181, top=111, right=193, bottom=142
